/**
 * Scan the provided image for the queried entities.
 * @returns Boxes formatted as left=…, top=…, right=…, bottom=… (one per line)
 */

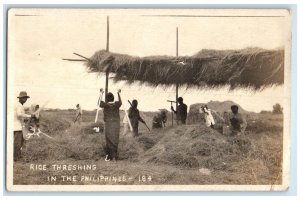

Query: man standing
left=128, top=100, right=146, bottom=137
left=229, top=105, right=247, bottom=136
left=171, top=97, right=187, bottom=125
left=74, top=104, right=83, bottom=125
left=14, top=91, right=32, bottom=161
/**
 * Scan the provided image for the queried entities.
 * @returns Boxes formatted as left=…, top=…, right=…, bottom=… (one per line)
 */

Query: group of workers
left=14, top=90, right=247, bottom=162
left=96, top=93, right=247, bottom=162
left=200, top=104, right=247, bottom=136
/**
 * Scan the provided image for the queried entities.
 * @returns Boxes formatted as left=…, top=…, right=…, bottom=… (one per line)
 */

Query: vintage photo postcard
left=6, top=8, right=291, bottom=192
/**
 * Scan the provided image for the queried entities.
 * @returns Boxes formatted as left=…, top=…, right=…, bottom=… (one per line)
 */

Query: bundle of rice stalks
left=161, top=153, right=199, bottom=168
left=21, top=121, right=106, bottom=162
left=137, top=136, right=156, bottom=151
left=117, top=137, right=145, bottom=161
left=249, top=132, right=283, bottom=177
left=21, top=137, right=80, bottom=162
left=86, top=48, right=284, bottom=89
left=140, top=124, right=258, bottom=171
left=227, top=136, right=252, bottom=154
left=39, top=115, right=71, bottom=136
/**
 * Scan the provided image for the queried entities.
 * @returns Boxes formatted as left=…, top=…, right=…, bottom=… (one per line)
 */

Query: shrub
left=272, top=103, right=283, bottom=114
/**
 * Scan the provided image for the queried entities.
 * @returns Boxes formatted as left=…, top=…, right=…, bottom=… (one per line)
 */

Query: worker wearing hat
left=14, top=91, right=33, bottom=161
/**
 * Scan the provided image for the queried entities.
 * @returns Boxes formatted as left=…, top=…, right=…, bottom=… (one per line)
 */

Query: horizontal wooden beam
left=62, top=58, right=86, bottom=62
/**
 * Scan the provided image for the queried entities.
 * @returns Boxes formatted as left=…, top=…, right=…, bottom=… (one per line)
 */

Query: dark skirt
left=130, top=119, right=139, bottom=137
left=104, top=121, right=120, bottom=160
left=14, top=131, right=24, bottom=161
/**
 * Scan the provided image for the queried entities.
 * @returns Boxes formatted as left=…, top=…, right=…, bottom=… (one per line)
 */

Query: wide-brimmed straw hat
left=17, top=91, right=30, bottom=98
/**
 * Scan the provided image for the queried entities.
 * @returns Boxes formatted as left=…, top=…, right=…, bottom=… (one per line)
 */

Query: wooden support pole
left=176, top=27, right=178, bottom=56
left=73, top=53, right=90, bottom=61
left=176, top=27, right=179, bottom=118
left=105, top=16, right=110, bottom=98
left=106, top=16, right=109, bottom=52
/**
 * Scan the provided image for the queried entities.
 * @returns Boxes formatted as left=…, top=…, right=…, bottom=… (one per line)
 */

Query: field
left=13, top=108, right=283, bottom=186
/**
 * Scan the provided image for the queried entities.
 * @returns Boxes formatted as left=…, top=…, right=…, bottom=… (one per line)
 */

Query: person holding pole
left=167, top=100, right=176, bottom=126
left=99, top=90, right=122, bottom=161
left=122, top=115, right=130, bottom=136
left=95, top=88, right=104, bottom=123
left=128, top=99, right=146, bottom=137
left=171, top=97, right=187, bottom=125
left=121, top=99, right=133, bottom=136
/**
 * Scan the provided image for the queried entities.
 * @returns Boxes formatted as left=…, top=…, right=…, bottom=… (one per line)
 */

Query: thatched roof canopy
left=85, top=48, right=284, bottom=90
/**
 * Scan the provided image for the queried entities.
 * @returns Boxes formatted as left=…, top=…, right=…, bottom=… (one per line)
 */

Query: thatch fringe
left=85, top=48, right=284, bottom=90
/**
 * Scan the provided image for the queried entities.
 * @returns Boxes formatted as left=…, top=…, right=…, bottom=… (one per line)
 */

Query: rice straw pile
left=86, top=48, right=284, bottom=89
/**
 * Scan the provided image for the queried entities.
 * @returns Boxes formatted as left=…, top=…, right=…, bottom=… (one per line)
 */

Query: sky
left=8, top=9, right=291, bottom=112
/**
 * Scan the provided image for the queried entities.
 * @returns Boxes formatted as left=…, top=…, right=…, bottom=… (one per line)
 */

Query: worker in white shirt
left=122, top=115, right=130, bottom=136
left=14, top=91, right=33, bottom=161
left=200, top=105, right=216, bottom=128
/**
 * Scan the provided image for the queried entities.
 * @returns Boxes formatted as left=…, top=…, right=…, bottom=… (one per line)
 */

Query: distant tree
left=272, top=103, right=283, bottom=114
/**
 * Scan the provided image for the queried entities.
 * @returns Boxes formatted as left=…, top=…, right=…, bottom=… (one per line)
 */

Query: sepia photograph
left=6, top=8, right=291, bottom=191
